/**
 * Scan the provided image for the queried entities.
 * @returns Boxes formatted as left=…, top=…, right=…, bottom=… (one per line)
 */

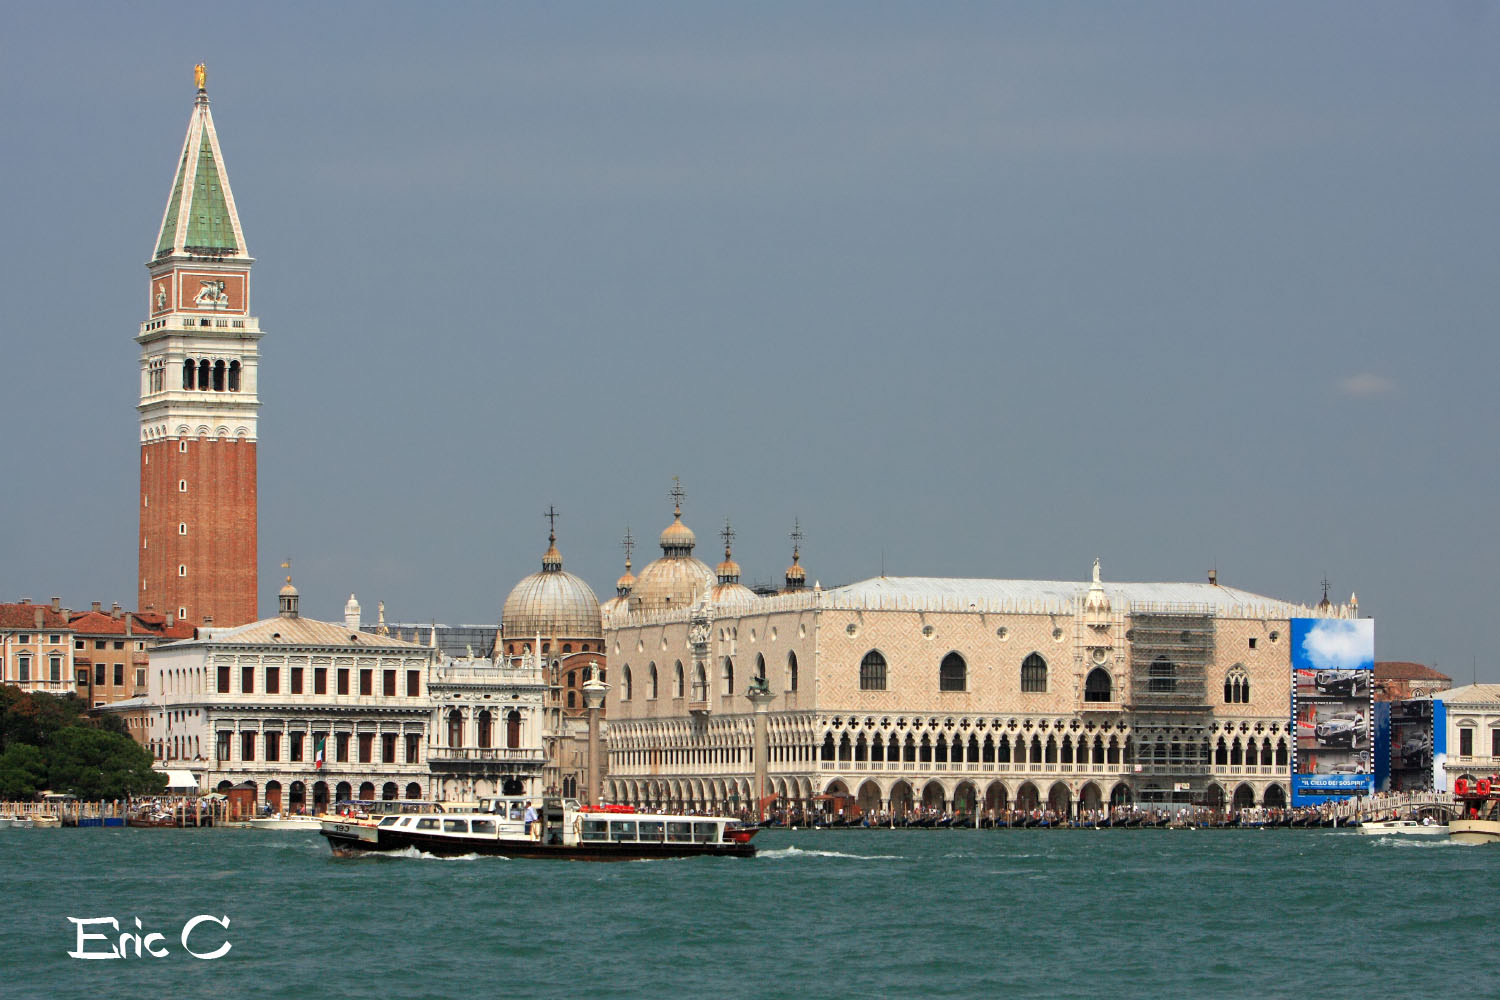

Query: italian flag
left=314, top=736, right=325, bottom=770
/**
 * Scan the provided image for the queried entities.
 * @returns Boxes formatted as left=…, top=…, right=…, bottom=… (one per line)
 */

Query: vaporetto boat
left=1449, top=776, right=1500, bottom=845
left=319, top=796, right=757, bottom=861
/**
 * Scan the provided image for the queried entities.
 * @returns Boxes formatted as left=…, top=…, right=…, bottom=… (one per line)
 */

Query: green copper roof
left=185, top=130, right=236, bottom=251
left=155, top=96, right=242, bottom=257
left=155, top=149, right=190, bottom=256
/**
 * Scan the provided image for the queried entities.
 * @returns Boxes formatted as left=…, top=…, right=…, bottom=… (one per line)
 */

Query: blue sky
left=2, top=3, right=1496, bottom=679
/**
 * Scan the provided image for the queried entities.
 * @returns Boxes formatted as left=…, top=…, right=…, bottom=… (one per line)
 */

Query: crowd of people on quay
left=743, top=789, right=1454, bottom=830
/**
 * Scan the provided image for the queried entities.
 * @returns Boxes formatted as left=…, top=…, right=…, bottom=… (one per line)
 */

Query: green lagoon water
left=2, top=826, right=1493, bottom=1000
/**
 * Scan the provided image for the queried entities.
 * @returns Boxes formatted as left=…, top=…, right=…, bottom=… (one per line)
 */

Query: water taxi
left=1449, top=776, right=1500, bottom=845
left=319, top=797, right=757, bottom=861
left=1357, top=818, right=1445, bottom=836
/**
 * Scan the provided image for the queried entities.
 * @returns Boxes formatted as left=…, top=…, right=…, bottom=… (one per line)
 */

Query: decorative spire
left=784, top=518, right=806, bottom=591
left=1317, top=575, right=1333, bottom=612
left=542, top=505, right=562, bottom=571
left=717, top=519, right=741, bottom=584
left=277, top=559, right=299, bottom=618
left=616, top=527, right=636, bottom=597
left=1084, top=557, right=1110, bottom=614
left=155, top=65, right=245, bottom=260
left=659, top=478, right=696, bottom=556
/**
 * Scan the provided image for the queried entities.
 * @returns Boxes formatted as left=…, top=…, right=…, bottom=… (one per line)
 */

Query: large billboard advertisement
left=1291, top=618, right=1375, bottom=806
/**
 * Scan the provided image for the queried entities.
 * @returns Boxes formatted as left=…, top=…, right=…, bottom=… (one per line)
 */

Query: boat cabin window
left=581, top=819, right=608, bottom=842
left=694, top=822, right=718, bottom=843
left=416, top=818, right=439, bottom=830
left=509, top=804, right=526, bottom=820
left=378, top=816, right=401, bottom=827
left=443, top=819, right=468, bottom=833
left=471, top=819, right=495, bottom=835
left=638, top=820, right=665, bottom=842
left=666, top=821, right=693, bottom=843
left=609, top=821, right=637, bottom=842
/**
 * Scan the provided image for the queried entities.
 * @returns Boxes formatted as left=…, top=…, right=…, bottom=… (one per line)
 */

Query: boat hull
left=1448, top=819, right=1500, bottom=845
left=1358, top=821, right=1445, bottom=836
left=249, top=817, right=322, bottom=831
left=322, top=825, right=755, bottom=861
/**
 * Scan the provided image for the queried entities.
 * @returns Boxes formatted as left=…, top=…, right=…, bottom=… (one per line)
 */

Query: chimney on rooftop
left=92, top=601, right=102, bottom=613
left=34, top=608, right=44, bottom=629
left=1208, top=569, right=1218, bottom=586
left=111, top=603, right=122, bottom=619
left=20, top=598, right=31, bottom=605
left=50, top=597, right=61, bottom=613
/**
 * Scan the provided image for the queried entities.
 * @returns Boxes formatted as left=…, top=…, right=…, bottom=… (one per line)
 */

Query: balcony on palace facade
left=688, top=699, right=710, bottom=716
left=428, top=747, right=545, bottom=767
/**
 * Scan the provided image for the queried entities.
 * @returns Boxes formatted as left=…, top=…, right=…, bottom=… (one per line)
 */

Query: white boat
left=1448, top=776, right=1500, bottom=845
left=0, top=817, right=13, bottom=829
left=320, top=796, right=758, bottom=861
left=248, top=815, right=322, bottom=831
left=9, top=816, right=35, bottom=829
left=1359, top=818, right=1445, bottom=836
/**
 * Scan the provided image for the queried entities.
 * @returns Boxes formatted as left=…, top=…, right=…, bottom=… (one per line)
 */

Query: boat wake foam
left=370, top=847, right=497, bottom=862
left=758, top=844, right=902, bottom=861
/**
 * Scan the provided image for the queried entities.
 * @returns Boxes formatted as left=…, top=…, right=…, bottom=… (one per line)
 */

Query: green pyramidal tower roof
left=154, top=74, right=246, bottom=259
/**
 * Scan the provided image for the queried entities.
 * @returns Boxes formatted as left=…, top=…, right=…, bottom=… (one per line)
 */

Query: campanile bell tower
left=137, top=65, right=260, bottom=627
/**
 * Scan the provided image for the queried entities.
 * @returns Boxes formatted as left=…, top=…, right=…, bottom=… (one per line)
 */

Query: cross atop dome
left=784, top=518, right=807, bottom=592
left=541, top=505, right=563, bottom=571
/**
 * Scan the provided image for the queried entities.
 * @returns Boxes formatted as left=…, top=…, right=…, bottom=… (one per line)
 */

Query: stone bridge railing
left=1353, top=790, right=1457, bottom=821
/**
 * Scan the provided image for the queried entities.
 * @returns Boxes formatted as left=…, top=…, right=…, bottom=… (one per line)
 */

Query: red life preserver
left=1478, top=779, right=1492, bottom=797
left=1454, top=778, right=1469, bottom=796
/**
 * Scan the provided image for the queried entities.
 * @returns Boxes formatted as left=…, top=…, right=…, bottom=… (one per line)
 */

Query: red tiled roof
left=1376, top=661, right=1451, bottom=682
left=0, top=603, right=70, bottom=629
left=68, top=609, right=196, bottom=641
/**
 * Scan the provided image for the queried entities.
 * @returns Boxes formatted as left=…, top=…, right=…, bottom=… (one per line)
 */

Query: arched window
left=213, top=359, right=226, bottom=391
left=182, top=358, right=195, bottom=390
left=198, top=359, right=211, bottom=390
left=622, top=665, right=633, bottom=701
left=860, top=650, right=887, bottom=691
left=1084, top=668, right=1112, bottom=702
left=648, top=663, right=658, bottom=699
left=1150, top=656, right=1177, bottom=693
left=692, top=663, right=707, bottom=702
left=940, top=652, right=966, bottom=692
left=721, top=658, right=734, bottom=696
left=446, top=709, right=463, bottom=748
left=506, top=710, right=521, bottom=749
left=1021, top=653, right=1047, bottom=693
left=228, top=360, right=241, bottom=391
left=476, top=710, right=492, bottom=748
left=787, top=651, right=799, bottom=692
left=674, top=661, right=684, bottom=698
left=1224, top=665, right=1250, bottom=704
left=755, top=654, right=766, bottom=684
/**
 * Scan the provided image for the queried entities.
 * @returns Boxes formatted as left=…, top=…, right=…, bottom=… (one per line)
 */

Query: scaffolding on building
left=1125, top=605, right=1217, bottom=802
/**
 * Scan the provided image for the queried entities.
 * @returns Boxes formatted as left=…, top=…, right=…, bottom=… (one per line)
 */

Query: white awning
left=157, top=769, right=200, bottom=790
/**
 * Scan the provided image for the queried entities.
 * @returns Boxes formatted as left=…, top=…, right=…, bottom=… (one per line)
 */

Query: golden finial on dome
left=194, top=63, right=206, bottom=92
